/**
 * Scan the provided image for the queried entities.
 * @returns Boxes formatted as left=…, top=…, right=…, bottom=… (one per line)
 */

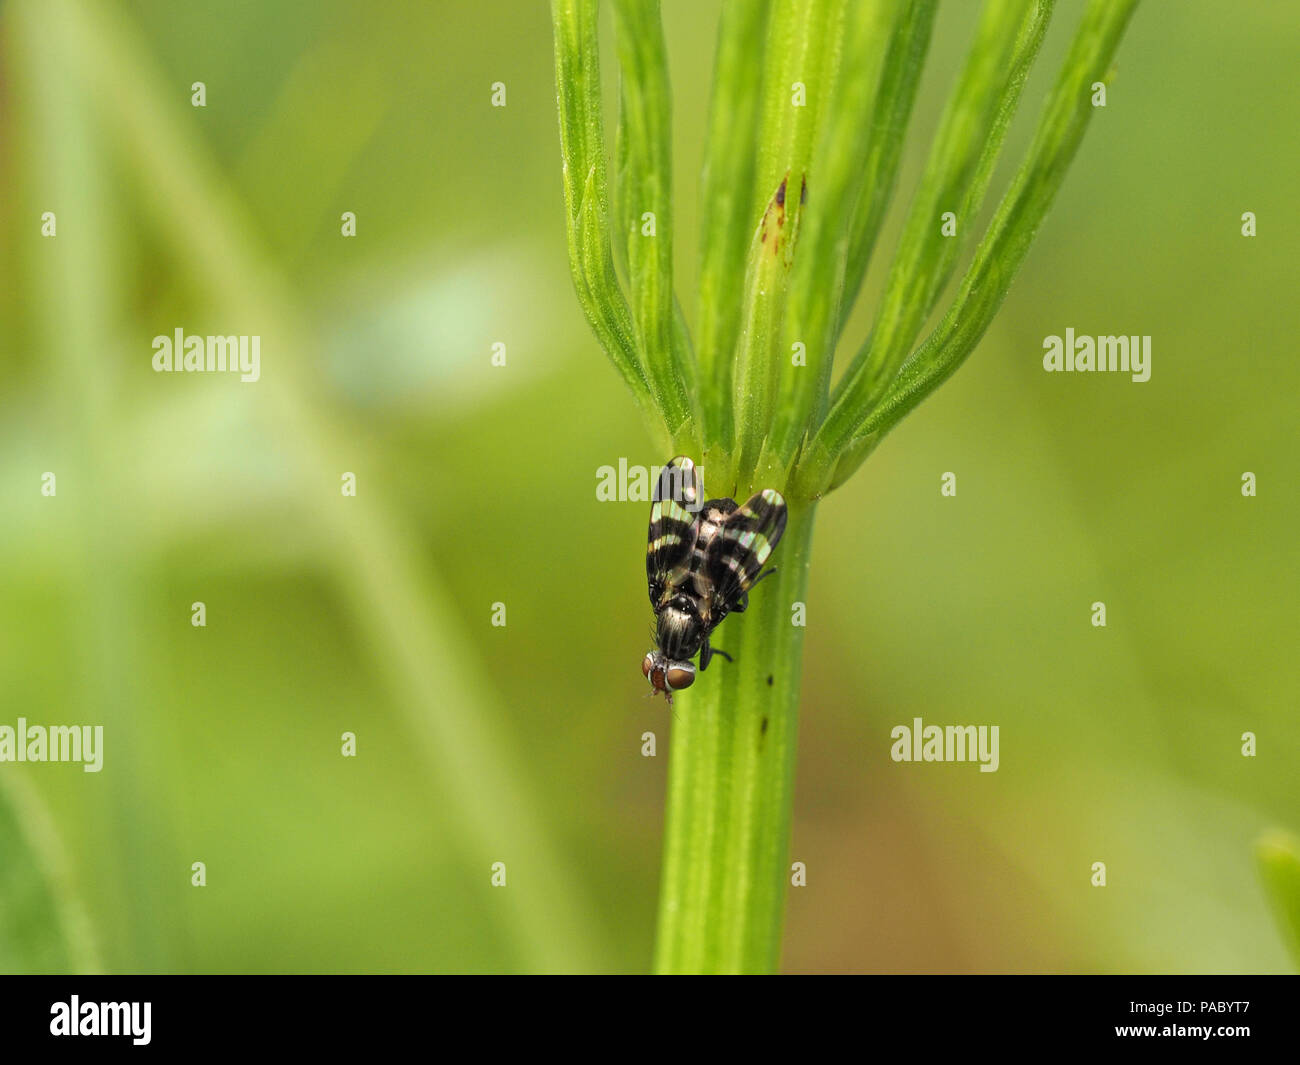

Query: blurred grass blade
left=759, top=0, right=903, bottom=479
left=800, top=0, right=1139, bottom=495
left=696, top=0, right=772, bottom=457
left=552, top=0, right=658, bottom=425
left=812, top=0, right=1054, bottom=484
left=12, top=0, right=174, bottom=969
left=68, top=0, right=608, bottom=971
left=732, top=0, right=844, bottom=482
left=834, top=0, right=938, bottom=347
left=1257, top=831, right=1300, bottom=968
left=0, top=777, right=100, bottom=974
left=611, top=0, right=698, bottom=442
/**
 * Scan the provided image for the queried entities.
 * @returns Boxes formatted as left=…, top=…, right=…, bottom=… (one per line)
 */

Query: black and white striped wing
left=704, top=488, right=787, bottom=617
left=647, top=456, right=703, bottom=606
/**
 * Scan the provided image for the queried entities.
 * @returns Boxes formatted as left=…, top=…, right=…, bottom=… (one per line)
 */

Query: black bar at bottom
left=0, top=975, right=1292, bottom=1051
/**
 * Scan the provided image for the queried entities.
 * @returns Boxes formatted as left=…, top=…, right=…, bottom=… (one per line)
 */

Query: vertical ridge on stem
left=655, top=503, right=816, bottom=973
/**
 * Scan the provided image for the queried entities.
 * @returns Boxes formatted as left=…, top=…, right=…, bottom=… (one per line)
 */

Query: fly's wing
left=647, top=456, right=702, bottom=606
left=704, top=488, right=788, bottom=618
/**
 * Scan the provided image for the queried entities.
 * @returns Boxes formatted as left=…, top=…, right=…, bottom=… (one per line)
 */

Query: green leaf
left=1257, top=830, right=1300, bottom=968
left=812, top=0, right=1055, bottom=482
left=835, top=0, right=938, bottom=347
left=696, top=0, right=772, bottom=458
left=799, top=0, right=1140, bottom=495
left=574, top=164, right=654, bottom=405
left=612, top=0, right=698, bottom=440
left=552, top=0, right=657, bottom=422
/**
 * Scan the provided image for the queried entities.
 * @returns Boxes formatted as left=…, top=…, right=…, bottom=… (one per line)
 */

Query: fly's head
left=642, top=597, right=703, bottom=703
left=641, top=650, right=696, bottom=702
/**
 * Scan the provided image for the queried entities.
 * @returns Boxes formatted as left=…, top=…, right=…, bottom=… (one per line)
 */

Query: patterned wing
left=647, top=456, right=703, bottom=606
left=703, top=488, right=787, bottom=620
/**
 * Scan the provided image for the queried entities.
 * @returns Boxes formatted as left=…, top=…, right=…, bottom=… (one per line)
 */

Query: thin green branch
left=758, top=1, right=905, bottom=482
left=731, top=0, right=844, bottom=484
left=810, top=0, right=1054, bottom=488
left=612, top=0, right=698, bottom=441
left=552, top=0, right=657, bottom=422
left=834, top=0, right=938, bottom=350
left=696, top=0, right=772, bottom=458
left=802, top=0, right=1140, bottom=495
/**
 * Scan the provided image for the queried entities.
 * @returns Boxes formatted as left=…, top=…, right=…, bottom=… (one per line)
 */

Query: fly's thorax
left=691, top=501, right=735, bottom=554
left=686, top=501, right=734, bottom=600
left=656, top=598, right=703, bottom=660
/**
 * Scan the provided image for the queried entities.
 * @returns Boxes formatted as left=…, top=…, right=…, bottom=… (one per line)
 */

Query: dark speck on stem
left=761, top=716, right=769, bottom=735
left=776, top=177, right=786, bottom=207
left=766, top=674, right=774, bottom=686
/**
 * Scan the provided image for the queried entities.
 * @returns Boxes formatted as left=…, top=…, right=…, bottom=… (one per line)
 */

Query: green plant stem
left=551, top=0, right=1140, bottom=975
left=731, top=0, right=842, bottom=483
left=696, top=0, right=771, bottom=460
left=760, top=0, right=905, bottom=481
left=655, top=499, right=816, bottom=974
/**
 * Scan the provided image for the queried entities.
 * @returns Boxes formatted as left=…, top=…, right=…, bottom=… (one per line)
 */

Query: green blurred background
left=1, top=0, right=1296, bottom=973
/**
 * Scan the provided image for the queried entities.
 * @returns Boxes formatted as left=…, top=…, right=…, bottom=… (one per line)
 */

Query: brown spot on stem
left=756, top=175, right=790, bottom=258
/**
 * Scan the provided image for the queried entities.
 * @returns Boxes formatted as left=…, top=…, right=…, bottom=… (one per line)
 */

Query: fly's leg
left=699, top=638, right=733, bottom=671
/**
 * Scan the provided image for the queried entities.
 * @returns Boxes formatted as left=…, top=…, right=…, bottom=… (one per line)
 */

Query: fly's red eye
left=642, top=654, right=655, bottom=679
left=665, top=664, right=695, bottom=690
